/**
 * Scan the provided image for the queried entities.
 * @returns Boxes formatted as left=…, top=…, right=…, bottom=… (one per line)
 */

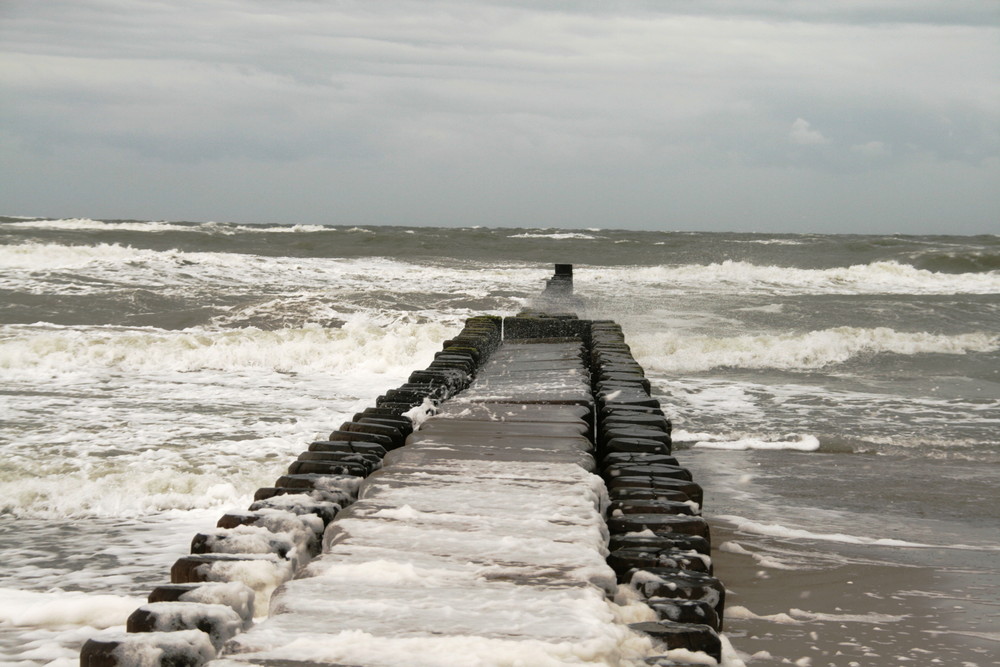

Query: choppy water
left=1, top=216, right=998, bottom=665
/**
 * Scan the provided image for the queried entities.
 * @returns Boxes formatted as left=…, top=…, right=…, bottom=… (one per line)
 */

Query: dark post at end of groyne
left=544, top=263, right=574, bottom=295
left=80, top=264, right=726, bottom=666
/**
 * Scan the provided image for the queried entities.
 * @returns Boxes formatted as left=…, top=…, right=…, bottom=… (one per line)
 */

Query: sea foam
left=508, top=232, right=600, bottom=240
left=693, top=435, right=820, bottom=452
left=0, top=588, right=143, bottom=629
left=0, top=316, right=455, bottom=519
left=2, top=217, right=329, bottom=234
left=0, top=317, right=456, bottom=375
left=632, top=327, right=999, bottom=373
left=717, top=515, right=947, bottom=548
left=581, top=260, right=1000, bottom=295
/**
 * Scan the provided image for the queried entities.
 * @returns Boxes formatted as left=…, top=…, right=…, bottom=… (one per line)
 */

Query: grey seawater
left=1, top=217, right=998, bottom=665
left=678, top=448, right=1000, bottom=666
left=592, top=264, right=1000, bottom=664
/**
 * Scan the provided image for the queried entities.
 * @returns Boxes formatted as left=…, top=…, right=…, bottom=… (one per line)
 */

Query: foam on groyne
left=81, top=267, right=726, bottom=666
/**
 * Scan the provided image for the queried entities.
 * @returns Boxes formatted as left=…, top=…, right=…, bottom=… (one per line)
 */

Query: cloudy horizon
left=1, top=1, right=997, bottom=234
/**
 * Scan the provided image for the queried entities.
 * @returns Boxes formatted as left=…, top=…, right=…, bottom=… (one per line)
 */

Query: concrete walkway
left=215, top=340, right=655, bottom=666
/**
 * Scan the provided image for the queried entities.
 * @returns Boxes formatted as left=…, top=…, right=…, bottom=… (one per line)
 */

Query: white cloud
left=789, top=118, right=830, bottom=146
left=851, top=141, right=890, bottom=157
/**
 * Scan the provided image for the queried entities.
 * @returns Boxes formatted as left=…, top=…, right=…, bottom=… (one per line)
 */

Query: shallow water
left=1, top=217, right=997, bottom=665
left=682, top=448, right=1000, bottom=666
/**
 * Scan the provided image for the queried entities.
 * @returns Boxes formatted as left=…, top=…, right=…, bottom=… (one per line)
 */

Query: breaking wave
left=1, top=217, right=328, bottom=233
left=507, top=232, right=601, bottom=241
left=585, top=260, right=1000, bottom=295
left=632, top=326, right=999, bottom=373
left=0, top=317, right=457, bottom=375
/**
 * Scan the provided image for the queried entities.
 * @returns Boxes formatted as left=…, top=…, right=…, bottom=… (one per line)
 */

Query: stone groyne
left=82, top=267, right=725, bottom=666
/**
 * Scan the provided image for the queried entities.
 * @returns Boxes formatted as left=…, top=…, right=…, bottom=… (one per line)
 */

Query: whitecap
left=2, top=217, right=190, bottom=232
left=586, top=260, right=1000, bottom=295
left=3, top=217, right=332, bottom=234
left=693, top=435, right=820, bottom=452
left=716, top=515, right=1000, bottom=550
left=508, top=232, right=598, bottom=240
left=632, top=327, right=999, bottom=373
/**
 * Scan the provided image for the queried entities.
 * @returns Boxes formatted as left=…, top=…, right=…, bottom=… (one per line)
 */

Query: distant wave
left=726, top=238, right=809, bottom=246
left=633, top=326, right=999, bottom=373
left=1, top=217, right=329, bottom=233
left=3, top=217, right=195, bottom=232
left=587, top=260, right=1000, bottom=294
left=508, top=232, right=600, bottom=240
left=912, top=250, right=1000, bottom=274
left=0, top=240, right=444, bottom=279
left=0, top=241, right=159, bottom=270
left=0, top=243, right=545, bottom=317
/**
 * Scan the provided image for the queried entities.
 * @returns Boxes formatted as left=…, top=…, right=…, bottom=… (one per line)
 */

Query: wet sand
left=681, top=449, right=1000, bottom=667
left=714, top=525, right=1000, bottom=666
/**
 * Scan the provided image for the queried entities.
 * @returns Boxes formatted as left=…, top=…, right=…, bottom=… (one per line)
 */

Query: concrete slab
left=215, top=340, right=658, bottom=666
left=417, top=419, right=590, bottom=437
left=433, top=402, right=592, bottom=424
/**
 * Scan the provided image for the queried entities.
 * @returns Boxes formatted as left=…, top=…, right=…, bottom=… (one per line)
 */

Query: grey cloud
left=1, top=0, right=997, bottom=232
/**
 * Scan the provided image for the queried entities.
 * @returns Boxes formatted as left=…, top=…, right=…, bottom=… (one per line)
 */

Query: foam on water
left=0, top=316, right=456, bottom=519
left=718, top=541, right=807, bottom=571
left=0, top=241, right=543, bottom=330
left=1, top=217, right=329, bottom=233
left=632, top=327, right=999, bottom=373
left=725, top=605, right=908, bottom=625
left=0, top=508, right=229, bottom=665
left=716, top=515, right=995, bottom=550
left=693, top=435, right=821, bottom=452
left=508, top=232, right=602, bottom=240
left=655, top=374, right=1000, bottom=462
left=0, top=242, right=483, bottom=292
left=579, top=260, right=1000, bottom=295
left=0, top=241, right=162, bottom=271
left=0, top=589, right=144, bottom=629
left=1, top=317, right=454, bottom=375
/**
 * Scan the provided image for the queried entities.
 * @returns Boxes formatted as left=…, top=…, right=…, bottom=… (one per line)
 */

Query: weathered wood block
left=127, top=601, right=243, bottom=649
left=630, top=620, right=722, bottom=663
left=600, top=452, right=680, bottom=470
left=604, top=463, right=693, bottom=482
left=286, top=459, right=369, bottom=477
left=608, top=486, right=691, bottom=505
left=609, top=533, right=711, bottom=556
left=647, top=598, right=722, bottom=632
left=608, top=498, right=698, bottom=517
left=325, top=430, right=394, bottom=448
left=146, top=582, right=255, bottom=628
left=81, top=630, right=216, bottom=667
left=602, top=437, right=671, bottom=456
left=607, top=476, right=703, bottom=505
left=607, top=513, right=711, bottom=540
left=626, top=567, right=726, bottom=618
left=607, top=547, right=711, bottom=578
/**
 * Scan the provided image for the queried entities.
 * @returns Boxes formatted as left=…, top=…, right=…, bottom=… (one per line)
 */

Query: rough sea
left=1, top=217, right=998, bottom=666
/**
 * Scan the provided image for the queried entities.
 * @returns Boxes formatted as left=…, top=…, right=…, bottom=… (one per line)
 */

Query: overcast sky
left=1, top=1, right=998, bottom=233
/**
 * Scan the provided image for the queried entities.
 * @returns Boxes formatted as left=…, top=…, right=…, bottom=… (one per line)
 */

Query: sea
left=1, top=216, right=998, bottom=666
